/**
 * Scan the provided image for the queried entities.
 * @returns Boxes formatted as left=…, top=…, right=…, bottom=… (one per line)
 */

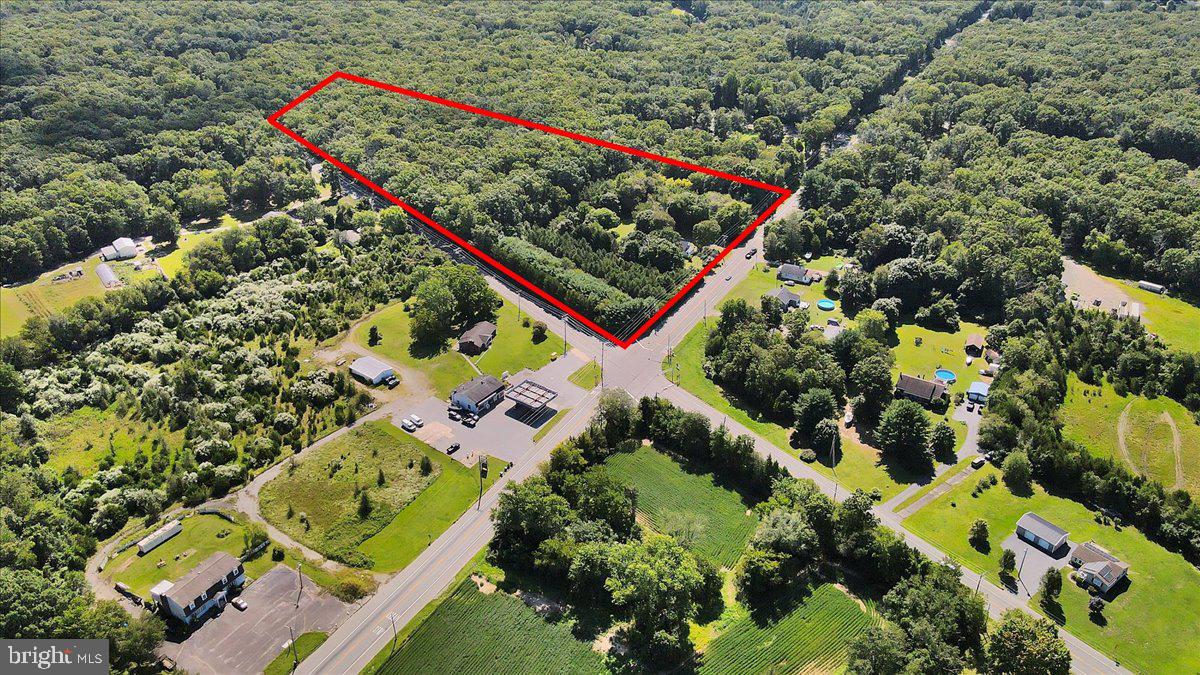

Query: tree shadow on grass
left=407, top=336, right=452, bottom=360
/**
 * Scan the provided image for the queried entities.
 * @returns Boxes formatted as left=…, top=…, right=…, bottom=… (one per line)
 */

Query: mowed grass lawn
left=568, top=360, right=601, bottom=390
left=376, top=579, right=604, bottom=675
left=605, top=446, right=757, bottom=568
left=1061, top=374, right=1200, bottom=495
left=721, top=262, right=853, bottom=328
left=358, top=448, right=506, bottom=573
left=104, top=514, right=279, bottom=597
left=903, top=464, right=1200, bottom=673
left=473, top=301, right=568, bottom=378
left=260, top=421, right=439, bottom=565
left=263, top=632, right=327, bottom=675
left=698, top=584, right=881, bottom=675
left=40, top=405, right=184, bottom=477
left=665, top=322, right=912, bottom=500
left=353, top=301, right=477, bottom=398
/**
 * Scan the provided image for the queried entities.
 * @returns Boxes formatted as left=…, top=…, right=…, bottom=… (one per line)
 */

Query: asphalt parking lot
left=1001, top=533, right=1073, bottom=599
left=159, top=565, right=348, bottom=675
left=401, top=351, right=593, bottom=466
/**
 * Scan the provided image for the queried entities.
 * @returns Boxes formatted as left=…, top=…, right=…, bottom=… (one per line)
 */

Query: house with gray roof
left=777, top=263, right=817, bottom=284
left=1015, top=512, right=1069, bottom=554
left=894, top=374, right=947, bottom=406
left=1070, top=542, right=1128, bottom=593
left=458, top=321, right=497, bottom=355
left=764, top=287, right=804, bottom=310
left=150, top=552, right=244, bottom=626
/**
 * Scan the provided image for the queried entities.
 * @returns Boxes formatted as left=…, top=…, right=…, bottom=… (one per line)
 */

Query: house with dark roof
left=150, top=552, right=244, bottom=625
left=894, top=374, right=947, bottom=406
left=457, top=321, right=497, bottom=355
left=451, top=375, right=506, bottom=414
left=1015, top=512, right=1069, bottom=554
left=1070, top=542, right=1128, bottom=593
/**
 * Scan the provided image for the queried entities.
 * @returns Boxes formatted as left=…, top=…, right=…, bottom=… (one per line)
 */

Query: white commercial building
left=349, top=356, right=394, bottom=385
left=100, top=237, right=137, bottom=261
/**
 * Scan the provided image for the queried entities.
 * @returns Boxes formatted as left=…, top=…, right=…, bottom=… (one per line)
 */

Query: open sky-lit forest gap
left=272, top=74, right=789, bottom=344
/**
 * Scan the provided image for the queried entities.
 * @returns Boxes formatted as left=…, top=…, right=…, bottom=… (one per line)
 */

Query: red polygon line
left=268, top=71, right=792, bottom=348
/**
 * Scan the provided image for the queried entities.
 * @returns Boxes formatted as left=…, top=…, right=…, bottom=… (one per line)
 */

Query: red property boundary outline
left=268, top=71, right=792, bottom=348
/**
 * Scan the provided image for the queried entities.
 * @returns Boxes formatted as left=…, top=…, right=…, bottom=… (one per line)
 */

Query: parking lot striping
left=303, top=388, right=603, bottom=674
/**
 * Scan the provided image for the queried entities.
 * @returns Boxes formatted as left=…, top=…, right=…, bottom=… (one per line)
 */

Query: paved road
left=294, top=213, right=1127, bottom=674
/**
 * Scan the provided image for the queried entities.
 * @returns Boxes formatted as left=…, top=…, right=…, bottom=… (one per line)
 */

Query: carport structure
left=505, top=379, right=558, bottom=412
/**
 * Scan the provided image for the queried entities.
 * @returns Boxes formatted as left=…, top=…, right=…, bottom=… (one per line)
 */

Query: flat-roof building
left=505, top=379, right=558, bottom=411
left=349, top=356, right=394, bottom=385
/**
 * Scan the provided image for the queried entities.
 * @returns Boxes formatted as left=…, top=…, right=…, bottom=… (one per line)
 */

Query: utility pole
left=562, top=315, right=567, bottom=355
left=600, top=344, right=605, bottom=390
left=288, top=624, right=299, bottom=671
left=389, top=614, right=398, bottom=656
left=477, top=458, right=484, bottom=511
left=830, top=434, right=839, bottom=502
left=295, top=563, right=303, bottom=608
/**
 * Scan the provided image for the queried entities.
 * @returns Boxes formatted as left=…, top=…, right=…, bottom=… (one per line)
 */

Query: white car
left=400, top=419, right=417, bottom=432
left=231, top=598, right=247, bottom=611
left=407, top=414, right=424, bottom=428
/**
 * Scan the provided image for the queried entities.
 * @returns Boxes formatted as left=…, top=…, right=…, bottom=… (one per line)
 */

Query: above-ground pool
left=817, top=299, right=835, bottom=311
left=935, top=369, right=957, bottom=384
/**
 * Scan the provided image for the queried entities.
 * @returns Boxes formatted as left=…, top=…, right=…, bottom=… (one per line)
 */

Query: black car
left=447, top=443, right=460, bottom=454
left=448, top=410, right=461, bottom=421
left=463, top=416, right=477, bottom=428
left=745, top=248, right=757, bottom=259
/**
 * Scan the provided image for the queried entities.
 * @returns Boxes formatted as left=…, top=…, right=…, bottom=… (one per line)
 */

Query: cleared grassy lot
left=473, top=301, right=566, bottom=378
left=352, top=302, right=477, bottom=398
left=358, top=447, right=505, bottom=573
left=40, top=405, right=183, bottom=477
left=260, top=421, right=439, bottom=565
left=375, top=579, right=604, bottom=675
left=605, top=446, right=757, bottom=568
left=568, top=360, right=601, bottom=390
left=698, top=583, right=880, bottom=675
left=1061, top=374, right=1200, bottom=495
left=903, top=464, right=1200, bottom=673
left=263, top=631, right=328, bottom=675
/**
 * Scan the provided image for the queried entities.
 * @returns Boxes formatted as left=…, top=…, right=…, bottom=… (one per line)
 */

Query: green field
left=474, top=301, right=568, bottom=378
left=903, top=464, right=1200, bottom=673
left=1, top=254, right=160, bottom=338
left=1061, top=374, right=1200, bottom=495
left=376, top=579, right=604, bottom=675
left=264, top=632, right=328, bottom=675
left=40, top=405, right=184, bottom=477
left=665, top=323, right=912, bottom=500
left=567, top=360, right=601, bottom=390
left=698, top=584, right=880, bottom=675
left=605, top=446, right=757, bottom=568
left=358, top=449, right=505, bottom=573
left=260, top=421, right=440, bottom=565
left=353, top=302, right=479, bottom=398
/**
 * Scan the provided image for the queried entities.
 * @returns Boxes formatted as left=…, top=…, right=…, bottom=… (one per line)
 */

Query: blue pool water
left=935, top=369, right=956, bottom=382
left=817, top=299, right=835, bottom=311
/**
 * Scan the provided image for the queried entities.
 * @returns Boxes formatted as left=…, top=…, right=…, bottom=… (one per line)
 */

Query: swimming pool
left=817, top=299, right=835, bottom=311
left=935, top=369, right=956, bottom=383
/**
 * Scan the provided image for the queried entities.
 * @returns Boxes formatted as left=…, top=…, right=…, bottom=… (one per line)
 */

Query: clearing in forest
left=269, top=72, right=790, bottom=346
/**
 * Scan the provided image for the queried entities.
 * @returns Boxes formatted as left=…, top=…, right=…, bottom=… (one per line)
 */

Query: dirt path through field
left=1116, top=401, right=1136, bottom=471
left=1159, top=410, right=1185, bottom=490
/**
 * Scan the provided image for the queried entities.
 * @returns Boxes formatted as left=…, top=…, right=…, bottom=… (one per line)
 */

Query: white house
left=349, top=356, right=394, bottom=385
left=100, top=237, right=137, bottom=261
left=151, top=552, right=244, bottom=625
left=137, top=520, right=181, bottom=554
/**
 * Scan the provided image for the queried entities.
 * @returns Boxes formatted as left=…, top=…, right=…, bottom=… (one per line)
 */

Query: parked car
left=970, top=456, right=986, bottom=469
left=966, top=402, right=975, bottom=412
left=335, top=358, right=346, bottom=367
left=231, top=597, right=247, bottom=611
left=745, top=248, right=757, bottom=259
left=448, top=410, right=461, bottom=421
left=407, top=414, right=424, bottom=427
left=463, top=416, right=477, bottom=428
left=725, top=274, right=732, bottom=281
left=386, top=376, right=400, bottom=389
left=447, top=443, right=460, bottom=455
left=400, top=419, right=417, bottom=432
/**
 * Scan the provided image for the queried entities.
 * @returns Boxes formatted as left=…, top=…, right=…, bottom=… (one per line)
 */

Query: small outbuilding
left=964, top=334, right=985, bottom=356
left=894, top=374, right=947, bottom=406
left=1016, top=512, right=1069, bottom=554
left=1070, top=541, right=1128, bottom=593
left=1137, top=280, right=1166, bottom=294
left=137, top=519, right=182, bottom=554
left=349, top=356, right=394, bottom=385
left=96, top=263, right=120, bottom=288
left=451, top=375, right=506, bottom=415
left=1116, top=302, right=1143, bottom=322
left=458, top=321, right=497, bottom=355
left=100, top=237, right=137, bottom=261
left=967, top=381, right=990, bottom=404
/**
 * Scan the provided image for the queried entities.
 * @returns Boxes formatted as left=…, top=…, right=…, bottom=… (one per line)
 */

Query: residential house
left=150, top=552, right=245, bottom=626
left=894, top=374, right=947, bottom=406
left=450, top=375, right=506, bottom=415
left=777, top=263, right=817, bottom=285
left=1070, top=541, right=1129, bottom=593
left=457, top=321, right=497, bottom=355
left=1015, top=512, right=1069, bottom=554
left=764, top=287, right=804, bottom=310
